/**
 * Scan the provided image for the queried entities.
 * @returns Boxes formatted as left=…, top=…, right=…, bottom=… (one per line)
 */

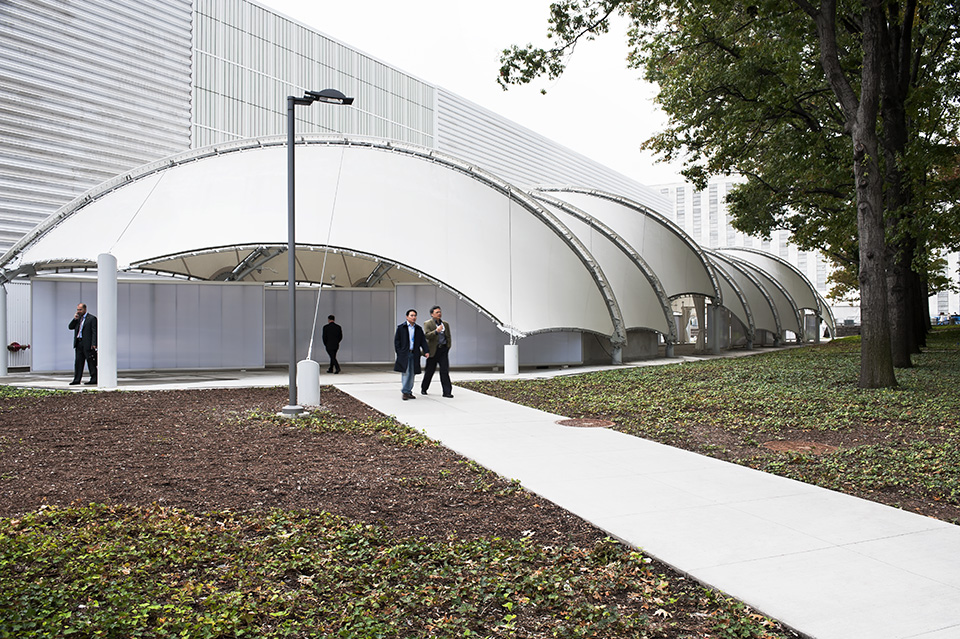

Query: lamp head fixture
left=304, top=88, right=354, bottom=105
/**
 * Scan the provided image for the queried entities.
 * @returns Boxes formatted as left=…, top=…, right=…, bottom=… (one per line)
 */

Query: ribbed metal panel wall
left=193, top=0, right=435, bottom=148
left=0, top=0, right=193, bottom=253
left=436, top=89, right=670, bottom=214
left=4, top=279, right=31, bottom=368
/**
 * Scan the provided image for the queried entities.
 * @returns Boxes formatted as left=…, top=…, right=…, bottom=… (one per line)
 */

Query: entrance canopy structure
left=1, top=135, right=826, bottom=370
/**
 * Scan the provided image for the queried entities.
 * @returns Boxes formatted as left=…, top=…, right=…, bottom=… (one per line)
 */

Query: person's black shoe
left=420, top=389, right=427, bottom=395
left=442, top=393, right=454, bottom=398
left=85, top=380, right=97, bottom=385
left=402, top=393, right=416, bottom=400
left=327, top=369, right=333, bottom=374
left=69, top=381, right=81, bottom=385
left=334, top=369, right=340, bottom=374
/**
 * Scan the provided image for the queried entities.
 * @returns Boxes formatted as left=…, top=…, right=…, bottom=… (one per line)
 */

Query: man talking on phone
left=68, top=303, right=97, bottom=386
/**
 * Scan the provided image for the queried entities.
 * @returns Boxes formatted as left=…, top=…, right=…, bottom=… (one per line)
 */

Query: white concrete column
left=297, top=359, right=321, bottom=406
left=0, top=285, right=7, bottom=377
left=97, top=253, right=118, bottom=389
left=504, top=344, right=519, bottom=376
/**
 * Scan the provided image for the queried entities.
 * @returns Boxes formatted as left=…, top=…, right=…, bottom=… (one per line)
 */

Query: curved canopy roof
left=1, top=136, right=621, bottom=340
left=534, top=187, right=722, bottom=303
left=1, top=135, right=829, bottom=348
left=707, top=250, right=780, bottom=339
left=532, top=192, right=676, bottom=341
left=720, top=248, right=836, bottom=337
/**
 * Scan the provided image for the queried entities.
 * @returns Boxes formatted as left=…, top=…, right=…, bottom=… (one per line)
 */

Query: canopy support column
left=97, top=253, right=118, bottom=389
left=708, top=302, right=721, bottom=355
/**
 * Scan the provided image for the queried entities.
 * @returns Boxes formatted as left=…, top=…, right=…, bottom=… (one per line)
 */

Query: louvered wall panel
left=192, top=0, right=435, bottom=149
left=0, top=0, right=193, bottom=252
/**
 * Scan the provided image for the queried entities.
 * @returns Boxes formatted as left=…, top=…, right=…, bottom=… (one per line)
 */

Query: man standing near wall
left=421, top=305, right=453, bottom=398
left=321, top=315, right=342, bottom=374
left=68, top=303, right=97, bottom=386
left=394, top=309, right=429, bottom=400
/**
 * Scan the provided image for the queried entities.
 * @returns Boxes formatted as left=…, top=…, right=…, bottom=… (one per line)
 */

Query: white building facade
left=0, top=0, right=666, bottom=256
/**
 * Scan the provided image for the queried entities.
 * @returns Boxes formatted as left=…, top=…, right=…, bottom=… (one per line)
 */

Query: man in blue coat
left=394, top=309, right=429, bottom=400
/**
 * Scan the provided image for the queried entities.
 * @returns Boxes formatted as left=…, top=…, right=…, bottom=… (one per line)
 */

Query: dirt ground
left=0, top=387, right=605, bottom=546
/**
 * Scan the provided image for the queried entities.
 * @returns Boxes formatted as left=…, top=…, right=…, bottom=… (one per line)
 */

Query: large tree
left=500, top=0, right=960, bottom=388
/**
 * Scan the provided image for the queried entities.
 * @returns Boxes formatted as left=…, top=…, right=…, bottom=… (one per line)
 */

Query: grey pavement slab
left=339, top=380, right=960, bottom=639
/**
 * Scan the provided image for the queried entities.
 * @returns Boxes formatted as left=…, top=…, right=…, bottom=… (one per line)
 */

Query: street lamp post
left=281, top=88, right=354, bottom=417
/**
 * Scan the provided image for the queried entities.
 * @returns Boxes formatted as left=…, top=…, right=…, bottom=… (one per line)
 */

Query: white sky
left=259, top=0, right=686, bottom=186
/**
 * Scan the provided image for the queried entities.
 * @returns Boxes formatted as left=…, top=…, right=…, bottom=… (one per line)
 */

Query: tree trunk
left=879, top=0, right=918, bottom=368
left=851, top=0, right=897, bottom=387
left=886, top=255, right=913, bottom=367
left=802, top=0, right=897, bottom=387
left=853, top=129, right=897, bottom=387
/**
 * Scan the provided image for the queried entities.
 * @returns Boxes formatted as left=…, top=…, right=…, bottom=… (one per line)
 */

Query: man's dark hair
left=328, top=315, right=335, bottom=321
left=405, top=309, right=417, bottom=317
left=429, top=305, right=441, bottom=314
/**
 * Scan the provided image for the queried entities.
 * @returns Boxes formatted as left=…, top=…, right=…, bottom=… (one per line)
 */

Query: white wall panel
left=122, top=283, right=154, bottom=369
left=30, top=280, right=97, bottom=372
left=30, top=279, right=263, bottom=372
left=264, top=287, right=394, bottom=366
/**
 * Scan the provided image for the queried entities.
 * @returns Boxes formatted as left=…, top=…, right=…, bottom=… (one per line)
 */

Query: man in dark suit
left=68, top=303, right=97, bottom=386
left=393, top=309, right=429, bottom=400
left=321, top=315, right=343, bottom=374
left=421, top=305, right=453, bottom=398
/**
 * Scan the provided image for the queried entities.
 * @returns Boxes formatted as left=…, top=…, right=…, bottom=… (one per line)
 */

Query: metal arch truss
left=214, top=246, right=286, bottom=281
left=531, top=191, right=678, bottom=344
left=535, top=186, right=725, bottom=307
left=709, top=251, right=784, bottom=342
left=130, top=243, right=510, bottom=336
left=704, top=250, right=756, bottom=344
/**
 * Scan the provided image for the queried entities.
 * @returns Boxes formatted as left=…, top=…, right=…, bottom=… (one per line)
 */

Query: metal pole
left=282, top=95, right=302, bottom=416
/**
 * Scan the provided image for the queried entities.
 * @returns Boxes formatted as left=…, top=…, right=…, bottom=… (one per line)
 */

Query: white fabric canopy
left=535, top=188, right=722, bottom=302
left=3, top=136, right=622, bottom=340
left=1, top=135, right=829, bottom=350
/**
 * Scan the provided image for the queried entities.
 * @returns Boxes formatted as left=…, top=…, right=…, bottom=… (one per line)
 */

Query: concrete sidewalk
left=339, top=380, right=960, bottom=639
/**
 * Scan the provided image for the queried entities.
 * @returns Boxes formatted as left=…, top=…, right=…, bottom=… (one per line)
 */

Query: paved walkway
left=337, top=378, right=960, bottom=639
left=5, top=360, right=960, bottom=638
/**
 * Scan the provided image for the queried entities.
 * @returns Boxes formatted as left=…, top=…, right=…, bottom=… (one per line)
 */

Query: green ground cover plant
left=0, top=504, right=785, bottom=638
left=0, top=385, right=793, bottom=638
left=463, top=326, right=960, bottom=523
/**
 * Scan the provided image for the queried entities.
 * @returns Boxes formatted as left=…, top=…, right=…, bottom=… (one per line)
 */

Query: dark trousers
left=421, top=346, right=451, bottom=395
left=325, top=346, right=340, bottom=373
left=73, top=346, right=97, bottom=383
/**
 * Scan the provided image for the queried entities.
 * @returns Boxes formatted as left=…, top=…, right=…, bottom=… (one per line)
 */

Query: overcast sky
left=260, top=0, right=685, bottom=186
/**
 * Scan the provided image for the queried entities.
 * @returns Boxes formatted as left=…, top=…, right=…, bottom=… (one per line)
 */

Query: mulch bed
left=0, top=387, right=605, bottom=546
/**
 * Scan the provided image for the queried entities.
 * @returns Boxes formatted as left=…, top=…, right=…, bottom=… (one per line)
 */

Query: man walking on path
left=321, top=315, right=342, bottom=374
left=421, top=305, right=453, bottom=398
left=68, top=303, right=97, bottom=386
left=393, top=309, right=429, bottom=400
